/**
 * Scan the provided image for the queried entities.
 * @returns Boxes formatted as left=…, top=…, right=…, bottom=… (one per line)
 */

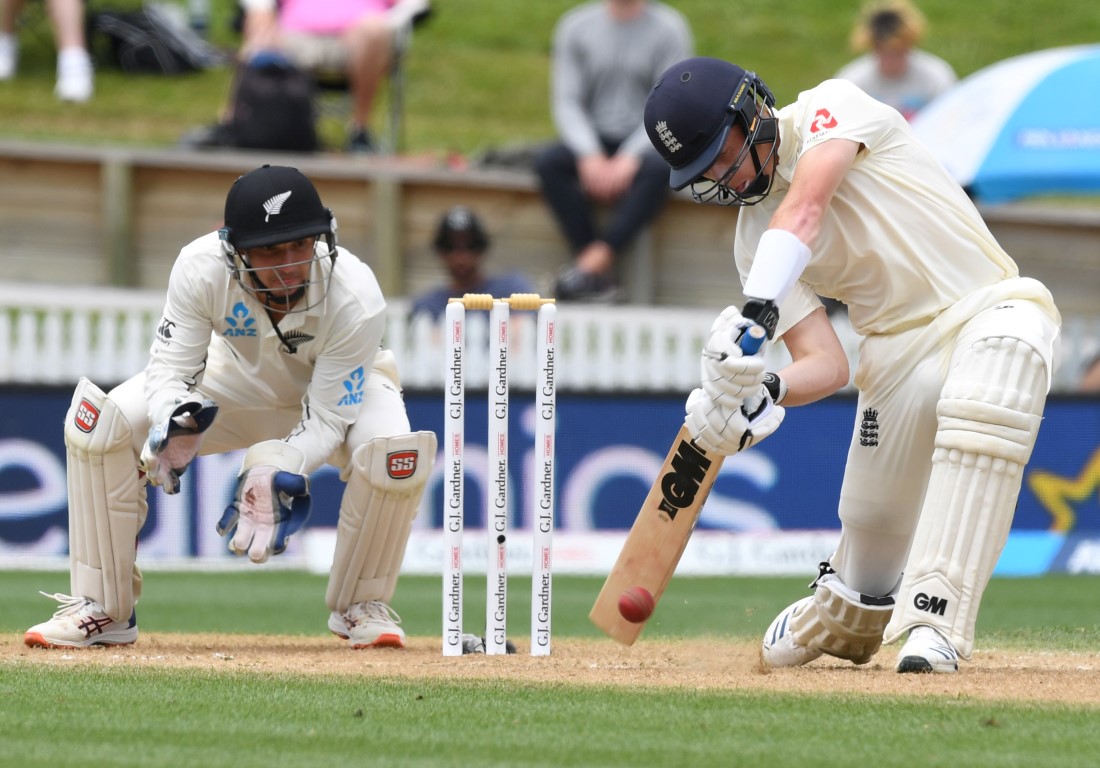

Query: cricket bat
left=589, top=324, right=766, bottom=645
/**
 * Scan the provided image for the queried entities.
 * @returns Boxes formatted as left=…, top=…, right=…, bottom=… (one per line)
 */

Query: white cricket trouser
left=830, top=298, right=1059, bottom=602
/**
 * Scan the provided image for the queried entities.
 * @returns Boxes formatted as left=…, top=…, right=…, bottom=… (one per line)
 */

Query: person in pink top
left=239, top=0, right=429, bottom=152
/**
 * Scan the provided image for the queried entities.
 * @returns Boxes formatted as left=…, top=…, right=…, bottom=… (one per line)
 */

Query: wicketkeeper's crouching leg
left=25, top=378, right=145, bottom=648
left=26, top=376, right=217, bottom=649
left=325, top=431, right=436, bottom=649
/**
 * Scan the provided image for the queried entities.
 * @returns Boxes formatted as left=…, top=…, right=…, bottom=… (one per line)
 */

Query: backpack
left=225, top=56, right=320, bottom=153
left=91, top=4, right=223, bottom=75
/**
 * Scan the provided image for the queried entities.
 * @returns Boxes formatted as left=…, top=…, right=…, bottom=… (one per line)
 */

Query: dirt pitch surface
left=6, top=633, right=1100, bottom=705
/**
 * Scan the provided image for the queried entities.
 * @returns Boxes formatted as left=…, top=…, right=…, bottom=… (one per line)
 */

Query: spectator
left=835, top=0, right=956, bottom=121
left=233, top=0, right=429, bottom=152
left=0, top=0, right=93, bottom=102
left=410, top=206, right=535, bottom=320
left=535, top=0, right=692, bottom=302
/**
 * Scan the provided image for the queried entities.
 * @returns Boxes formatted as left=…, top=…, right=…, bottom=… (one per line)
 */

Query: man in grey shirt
left=534, top=0, right=692, bottom=301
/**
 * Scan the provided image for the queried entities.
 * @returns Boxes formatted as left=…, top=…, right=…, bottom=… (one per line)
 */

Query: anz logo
left=223, top=302, right=257, bottom=337
left=337, top=366, right=366, bottom=407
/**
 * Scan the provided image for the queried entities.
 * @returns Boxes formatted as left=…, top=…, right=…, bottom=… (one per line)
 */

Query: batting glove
left=701, top=306, right=768, bottom=406
left=685, top=386, right=785, bottom=456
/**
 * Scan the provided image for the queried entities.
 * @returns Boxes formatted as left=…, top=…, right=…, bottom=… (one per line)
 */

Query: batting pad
left=326, top=431, right=437, bottom=612
left=790, top=572, right=895, bottom=664
left=884, top=335, right=1049, bottom=659
left=66, top=378, right=144, bottom=621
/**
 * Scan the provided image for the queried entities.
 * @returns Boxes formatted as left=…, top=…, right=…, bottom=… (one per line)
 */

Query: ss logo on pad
left=387, top=451, right=418, bottom=479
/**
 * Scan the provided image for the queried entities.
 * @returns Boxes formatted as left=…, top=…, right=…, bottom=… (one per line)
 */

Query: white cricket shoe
left=328, top=600, right=405, bottom=649
left=896, top=625, right=959, bottom=673
left=0, top=33, right=17, bottom=80
left=55, top=47, right=93, bottom=103
left=761, top=595, right=823, bottom=668
left=24, top=592, right=138, bottom=648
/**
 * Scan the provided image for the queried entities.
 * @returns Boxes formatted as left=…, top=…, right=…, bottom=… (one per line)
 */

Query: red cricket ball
left=617, top=586, right=656, bottom=623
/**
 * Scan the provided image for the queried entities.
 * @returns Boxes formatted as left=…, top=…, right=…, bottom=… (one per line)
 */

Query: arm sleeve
left=144, top=249, right=218, bottom=426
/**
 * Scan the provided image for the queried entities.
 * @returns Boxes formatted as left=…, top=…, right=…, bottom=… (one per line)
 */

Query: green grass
left=2, top=1, right=1100, bottom=154
left=3, top=664, right=1099, bottom=768
left=4, top=571, right=1100, bottom=767
left=5, top=571, right=1100, bottom=648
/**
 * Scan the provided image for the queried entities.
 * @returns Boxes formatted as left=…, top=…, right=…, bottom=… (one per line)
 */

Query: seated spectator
left=410, top=206, right=535, bottom=320
left=534, top=0, right=692, bottom=302
left=0, top=0, right=93, bottom=102
left=234, top=0, right=428, bottom=152
left=835, top=0, right=956, bottom=121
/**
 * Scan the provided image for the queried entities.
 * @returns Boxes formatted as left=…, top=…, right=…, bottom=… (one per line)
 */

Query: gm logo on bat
left=657, top=438, right=712, bottom=520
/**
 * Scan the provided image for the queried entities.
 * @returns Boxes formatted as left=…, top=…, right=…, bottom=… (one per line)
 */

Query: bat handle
left=738, top=323, right=767, bottom=355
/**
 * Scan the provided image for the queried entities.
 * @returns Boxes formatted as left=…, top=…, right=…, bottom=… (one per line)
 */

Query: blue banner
left=2, top=387, right=1098, bottom=564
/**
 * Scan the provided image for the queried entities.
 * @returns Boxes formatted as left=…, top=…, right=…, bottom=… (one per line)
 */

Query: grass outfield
left=3, top=571, right=1100, bottom=767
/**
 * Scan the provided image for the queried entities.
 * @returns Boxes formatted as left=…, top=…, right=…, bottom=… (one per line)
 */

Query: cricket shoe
left=24, top=592, right=138, bottom=648
left=760, top=596, right=823, bottom=668
left=896, top=625, right=959, bottom=674
left=329, top=600, right=405, bottom=649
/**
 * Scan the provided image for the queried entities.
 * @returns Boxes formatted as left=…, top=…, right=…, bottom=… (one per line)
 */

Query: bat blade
left=589, top=424, right=725, bottom=645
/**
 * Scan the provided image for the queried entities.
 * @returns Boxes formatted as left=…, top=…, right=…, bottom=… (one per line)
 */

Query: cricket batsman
left=25, top=164, right=435, bottom=650
left=643, top=58, right=1060, bottom=673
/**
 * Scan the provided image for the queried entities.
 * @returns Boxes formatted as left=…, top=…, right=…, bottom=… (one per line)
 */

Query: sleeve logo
left=810, top=108, right=838, bottom=133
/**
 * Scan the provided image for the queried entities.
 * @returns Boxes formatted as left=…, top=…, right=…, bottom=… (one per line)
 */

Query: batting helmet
left=644, top=57, right=778, bottom=204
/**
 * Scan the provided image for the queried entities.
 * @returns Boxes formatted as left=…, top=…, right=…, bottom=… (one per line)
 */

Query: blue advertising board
left=2, top=386, right=1098, bottom=571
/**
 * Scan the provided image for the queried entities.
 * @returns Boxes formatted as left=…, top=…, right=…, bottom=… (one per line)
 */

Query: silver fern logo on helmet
left=263, top=191, right=292, bottom=222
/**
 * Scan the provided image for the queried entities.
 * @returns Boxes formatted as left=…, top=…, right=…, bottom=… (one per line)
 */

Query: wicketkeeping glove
left=216, top=440, right=312, bottom=564
left=140, top=397, right=219, bottom=494
left=701, top=306, right=768, bottom=406
left=684, top=385, right=785, bottom=456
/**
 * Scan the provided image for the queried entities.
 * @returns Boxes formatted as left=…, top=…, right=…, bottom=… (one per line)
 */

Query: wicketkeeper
left=25, top=165, right=435, bottom=650
left=644, top=58, right=1060, bottom=673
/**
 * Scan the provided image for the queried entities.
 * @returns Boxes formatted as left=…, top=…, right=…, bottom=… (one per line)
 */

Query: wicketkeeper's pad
left=326, top=432, right=437, bottom=612
left=66, top=378, right=145, bottom=621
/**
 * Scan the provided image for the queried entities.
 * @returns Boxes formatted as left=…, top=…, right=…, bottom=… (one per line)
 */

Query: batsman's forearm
left=775, top=356, right=848, bottom=407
